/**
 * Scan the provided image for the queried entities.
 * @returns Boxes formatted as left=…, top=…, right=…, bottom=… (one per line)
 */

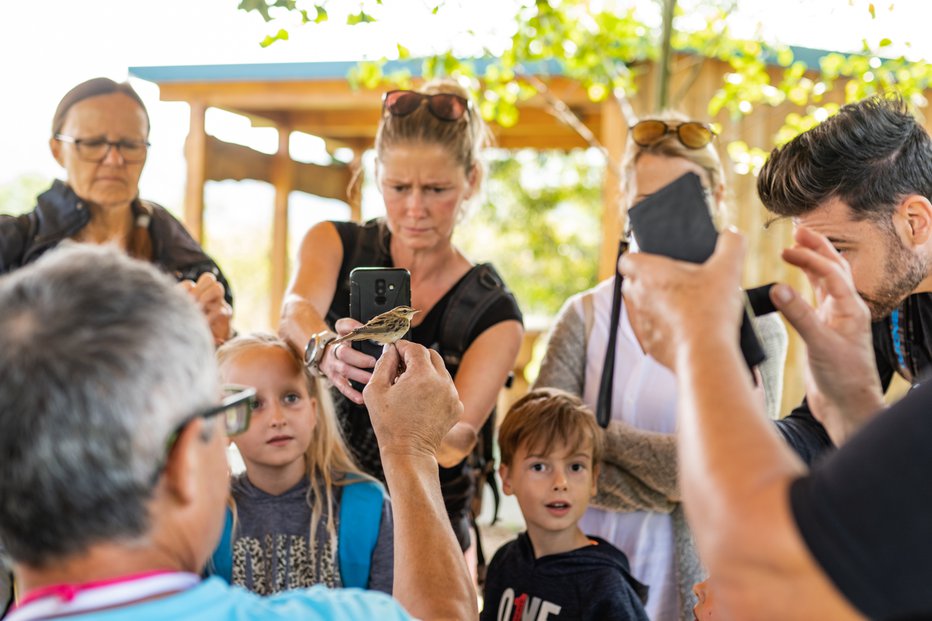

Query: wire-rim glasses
left=55, top=133, right=150, bottom=163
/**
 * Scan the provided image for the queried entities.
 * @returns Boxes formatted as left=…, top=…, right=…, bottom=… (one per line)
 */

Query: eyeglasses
left=382, top=90, right=471, bottom=122
left=54, top=134, right=150, bottom=163
left=629, top=120, right=717, bottom=150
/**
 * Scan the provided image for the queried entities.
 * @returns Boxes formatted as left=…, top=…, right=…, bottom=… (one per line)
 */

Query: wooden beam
left=159, top=80, right=380, bottom=110
left=204, top=136, right=271, bottom=183
left=269, top=127, right=293, bottom=329
left=203, top=135, right=352, bottom=202
left=598, top=97, right=626, bottom=281
left=183, top=102, right=207, bottom=243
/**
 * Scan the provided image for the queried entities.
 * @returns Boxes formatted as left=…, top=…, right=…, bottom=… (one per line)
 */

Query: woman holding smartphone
left=533, top=113, right=787, bottom=621
left=280, top=80, right=524, bottom=556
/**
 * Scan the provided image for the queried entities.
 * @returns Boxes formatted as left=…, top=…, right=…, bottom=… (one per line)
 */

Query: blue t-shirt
left=52, top=577, right=410, bottom=621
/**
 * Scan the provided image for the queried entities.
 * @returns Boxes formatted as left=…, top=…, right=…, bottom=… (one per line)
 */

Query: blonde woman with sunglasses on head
left=533, top=111, right=787, bottom=621
left=280, top=80, right=524, bottom=565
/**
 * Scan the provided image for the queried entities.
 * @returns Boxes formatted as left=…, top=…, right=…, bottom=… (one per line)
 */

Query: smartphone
left=627, top=172, right=767, bottom=369
left=348, top=267, right=412, bottom=388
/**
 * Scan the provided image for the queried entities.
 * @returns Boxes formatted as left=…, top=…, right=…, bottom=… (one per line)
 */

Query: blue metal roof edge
left=127, top=46, right=851, bottom=85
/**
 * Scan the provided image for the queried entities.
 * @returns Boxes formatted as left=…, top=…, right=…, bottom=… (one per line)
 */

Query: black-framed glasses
left=629, top=120, right=717, bottom=150
left=382, top=90, right=471, bottom=122
left=54, top=133, right=150, bottom=163
left=166, top=384, right=254, bottom=453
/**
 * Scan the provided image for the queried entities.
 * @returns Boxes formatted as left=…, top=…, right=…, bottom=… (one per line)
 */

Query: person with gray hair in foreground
left=619, top=226, right=932, bottom=620
left=0, top=244, right=477, bottom=621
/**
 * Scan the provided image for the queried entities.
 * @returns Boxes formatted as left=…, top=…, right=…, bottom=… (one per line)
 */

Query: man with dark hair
left=758, top=94, right=932, bottom=460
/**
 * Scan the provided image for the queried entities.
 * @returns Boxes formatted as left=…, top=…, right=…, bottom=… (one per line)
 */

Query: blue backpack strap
left=207, top=507, right=234, bottom=583
left=338, top=479, right=386, bottom=589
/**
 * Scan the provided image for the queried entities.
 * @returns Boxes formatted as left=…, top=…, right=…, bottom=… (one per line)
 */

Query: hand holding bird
left=332, top=305, right=420, bottom=346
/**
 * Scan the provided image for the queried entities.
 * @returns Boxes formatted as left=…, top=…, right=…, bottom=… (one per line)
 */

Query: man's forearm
left=381, top=452, right=477, bottom=621
left=675, top=334, right=805, bottom=556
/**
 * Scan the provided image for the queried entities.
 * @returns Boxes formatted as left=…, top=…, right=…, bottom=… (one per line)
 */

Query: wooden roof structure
left=131, top=49, right=885, bottom=411
left=130, top=60, right=629, bottom=330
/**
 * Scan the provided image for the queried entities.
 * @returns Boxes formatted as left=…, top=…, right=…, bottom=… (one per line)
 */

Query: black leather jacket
left=0, top=180, right=232, bottom=304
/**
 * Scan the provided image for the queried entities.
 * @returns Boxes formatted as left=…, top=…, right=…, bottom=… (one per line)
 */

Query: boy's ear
left=499, top=463, right=513, bottom=496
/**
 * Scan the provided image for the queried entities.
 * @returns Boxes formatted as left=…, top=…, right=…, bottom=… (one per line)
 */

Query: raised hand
left=363, top=340, right=463, bottom=459
left=772, top=226, right=884, bottom=445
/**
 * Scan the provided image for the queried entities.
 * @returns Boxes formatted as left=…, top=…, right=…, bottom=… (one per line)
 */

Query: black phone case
left=627, top=172, right=766, bottom=369
left=349, top=267, right=412, bottom=389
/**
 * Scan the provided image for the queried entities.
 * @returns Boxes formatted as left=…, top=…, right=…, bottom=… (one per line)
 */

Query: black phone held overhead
left=594, top=172, right=767, bottom=428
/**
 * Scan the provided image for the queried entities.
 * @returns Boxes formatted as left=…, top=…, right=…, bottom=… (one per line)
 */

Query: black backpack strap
left=438, top=263, right=511, bottom=370
left=436, top=263, right=514, bottom=530
left=327, top=219, right=393, bottom=327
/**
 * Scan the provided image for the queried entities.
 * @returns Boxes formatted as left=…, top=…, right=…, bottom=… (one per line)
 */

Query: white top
left=577, top=278, right=679, bottom=621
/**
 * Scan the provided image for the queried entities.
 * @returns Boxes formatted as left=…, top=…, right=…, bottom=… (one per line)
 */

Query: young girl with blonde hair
left=209, top=333, right=393, bottom=594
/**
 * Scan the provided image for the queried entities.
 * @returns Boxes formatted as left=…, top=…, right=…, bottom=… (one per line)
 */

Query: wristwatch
left=304, top=330, right=338, bottom=377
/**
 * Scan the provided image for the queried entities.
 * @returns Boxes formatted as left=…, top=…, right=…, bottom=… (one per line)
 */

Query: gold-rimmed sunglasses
left=629, top=120, right=717, bottom=150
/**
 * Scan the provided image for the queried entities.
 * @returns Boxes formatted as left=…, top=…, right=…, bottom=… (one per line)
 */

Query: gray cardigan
left=533, top=297, right=787, bottom=620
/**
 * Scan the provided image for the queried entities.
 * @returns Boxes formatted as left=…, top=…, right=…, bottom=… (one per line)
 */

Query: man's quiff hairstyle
left=498, top=388, right=603, bottom=467
left=757, top=94, right=932, bottom=221
left=0, top=244, right=216, bottom=567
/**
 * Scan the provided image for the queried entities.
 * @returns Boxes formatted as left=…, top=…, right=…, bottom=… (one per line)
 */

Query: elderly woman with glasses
left=0, top=77, right=233, bottom=345
left=533, top=112, right=788, bottom=621
left=280, top=80, right=524, bottom=559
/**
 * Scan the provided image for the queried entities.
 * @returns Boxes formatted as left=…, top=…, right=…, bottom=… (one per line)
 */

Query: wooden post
left=598, top=97, right=626, bottom=281
left=348, top=142, right=366, bottom=222
left=269, top=126, right=293, bottom=329
left=183, top=102, right=207, bottom=243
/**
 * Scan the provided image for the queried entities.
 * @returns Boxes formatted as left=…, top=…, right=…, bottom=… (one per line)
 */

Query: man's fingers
left=427, top=347, right=448, bottom=377
left=393, top=340, right=433, bottom=374
left=795, top=226, right=846, bottom=263
left=369, top=343, right=401, bottom=389
left=782, top=246, right=858, bottom=302
left=771, top=283, right=822, bottom=342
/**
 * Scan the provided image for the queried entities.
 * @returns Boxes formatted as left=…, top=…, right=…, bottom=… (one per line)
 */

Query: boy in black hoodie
left=482, top=388, right=649, bottom=621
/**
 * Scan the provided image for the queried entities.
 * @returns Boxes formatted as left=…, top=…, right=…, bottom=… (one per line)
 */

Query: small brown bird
left=332, top=305, right=420, bottom=346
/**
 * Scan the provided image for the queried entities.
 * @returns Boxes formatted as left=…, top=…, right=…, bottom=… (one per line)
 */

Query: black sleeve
left=467, top=291, right=524, bottom=345
left=584, top=573, right=650, bottom=621
left=0, top=213, right=31, bottom=275
left=789, top=381, right=932, bottom=620
left=773, top=399, right=834, bottom=465
left=775, top=321, right=897, bottom=466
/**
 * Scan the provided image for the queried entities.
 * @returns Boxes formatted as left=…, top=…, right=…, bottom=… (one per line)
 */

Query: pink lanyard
left=7, top=571, right=200, bottom=621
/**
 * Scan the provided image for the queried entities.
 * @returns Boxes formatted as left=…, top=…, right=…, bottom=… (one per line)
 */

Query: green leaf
left=397, top=43, right=410, bottom=60
left=879, top=37, right=892, bottom=47
left=238, top=0, right=273, bottom=22
left=347, top=10, right=375, bottom=26
left=260, top=28, right=289, bottom=47
left=432, top=5, right=440, bottom=14
left=313, top=5, right=328, bottom=23
left=776, top=47, right=794, bottom=67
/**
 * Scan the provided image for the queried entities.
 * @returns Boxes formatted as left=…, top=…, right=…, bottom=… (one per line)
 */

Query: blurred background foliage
left=456, top=149, right=603, bottom=318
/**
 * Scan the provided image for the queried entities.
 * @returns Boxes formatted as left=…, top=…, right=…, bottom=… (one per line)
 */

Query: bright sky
left=3, top=0, right=931, bottom=199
